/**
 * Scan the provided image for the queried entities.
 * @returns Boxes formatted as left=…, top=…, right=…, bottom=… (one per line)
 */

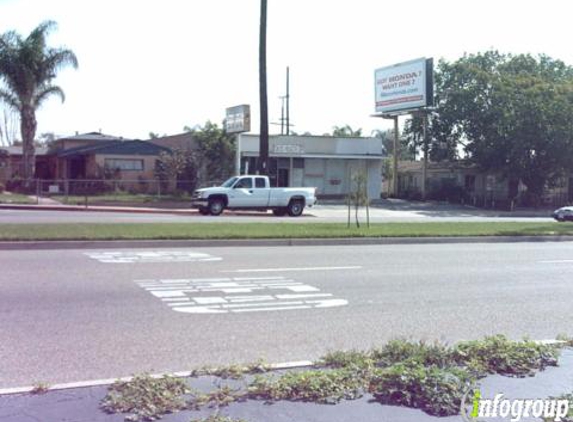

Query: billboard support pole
left=422, top=110, right=429, bottom=200
left=393, top=116, right=399, bottom=197
left=235, top=133, right=242, bottom=175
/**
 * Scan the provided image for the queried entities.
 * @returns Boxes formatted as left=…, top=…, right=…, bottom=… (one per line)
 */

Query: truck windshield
left=221, top=177, right=238, bottom=188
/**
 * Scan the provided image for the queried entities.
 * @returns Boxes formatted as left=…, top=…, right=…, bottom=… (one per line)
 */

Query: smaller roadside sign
left=225, top=104, right=251, bottom=133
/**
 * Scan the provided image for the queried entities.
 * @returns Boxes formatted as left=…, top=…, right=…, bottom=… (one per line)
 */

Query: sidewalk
left=1, top=349, right=572, bottom=422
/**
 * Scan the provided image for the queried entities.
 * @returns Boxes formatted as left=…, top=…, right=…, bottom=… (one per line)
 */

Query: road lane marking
left=221, top=266, right=362, bottom=273
left=135, top=276, right=348, bottom=314
left=539, top=260, right=573, bottom=263
left=85, top=250, right=222, bottom=263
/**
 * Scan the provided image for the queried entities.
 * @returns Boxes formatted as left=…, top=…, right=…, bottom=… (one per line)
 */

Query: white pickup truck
left=191, top=175, right=317, bottom=217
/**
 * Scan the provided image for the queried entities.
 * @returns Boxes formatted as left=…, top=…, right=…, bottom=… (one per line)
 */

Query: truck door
left=230, top=177, right=270, bottom=207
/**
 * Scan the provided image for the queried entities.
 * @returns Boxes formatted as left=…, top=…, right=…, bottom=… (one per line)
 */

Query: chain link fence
left=30, top=178, right=214, bottom=206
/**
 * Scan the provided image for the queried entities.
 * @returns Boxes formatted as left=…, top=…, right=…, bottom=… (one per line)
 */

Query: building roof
left=241, top=134, right=384, bottom=158
left=56, top=132, right=126, bottom=142
left=148, top=132, right=199, bottom=151
left=58, top=140, right=171, bottom=158
left=0, top=146, right=49, bottom=156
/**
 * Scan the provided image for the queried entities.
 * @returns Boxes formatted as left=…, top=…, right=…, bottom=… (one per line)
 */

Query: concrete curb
left=0, top=360, right=315, bottom=396
left=0, top=235, right=573, bottom=250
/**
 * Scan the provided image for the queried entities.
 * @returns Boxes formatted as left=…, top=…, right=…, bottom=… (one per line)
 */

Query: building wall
left=240, top=134, right=384, bottom=199
left=93, top=154, right=157, bottom=180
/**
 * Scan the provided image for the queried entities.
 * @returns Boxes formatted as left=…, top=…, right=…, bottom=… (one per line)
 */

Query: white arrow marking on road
left=221, top=266, right=362, bottom=273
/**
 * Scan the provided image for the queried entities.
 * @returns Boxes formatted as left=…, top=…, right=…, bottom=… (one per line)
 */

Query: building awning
left=242, top=153, right=383, bottom=160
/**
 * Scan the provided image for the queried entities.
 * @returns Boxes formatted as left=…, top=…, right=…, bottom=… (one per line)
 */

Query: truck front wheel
left=208, top=198, right=225, bottom=216
left=287, top=199, right=304, bottom=217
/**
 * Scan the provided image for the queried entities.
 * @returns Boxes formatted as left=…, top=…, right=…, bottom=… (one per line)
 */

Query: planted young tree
left=346, top=170, right=370, bottom=228
left=0, top=21, right=78, bottom=186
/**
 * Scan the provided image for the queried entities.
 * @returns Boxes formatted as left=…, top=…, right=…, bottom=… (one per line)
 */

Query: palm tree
left=332, top=124, right=362, bottom=137
left=0, top=20, right=78, bottom=185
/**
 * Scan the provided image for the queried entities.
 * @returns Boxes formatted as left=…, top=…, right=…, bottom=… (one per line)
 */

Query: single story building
left=0, top=132, right=172, bottom=193
left=238, top=134, right=384, bottom=199
left=397, top=160, right=573, bottom=207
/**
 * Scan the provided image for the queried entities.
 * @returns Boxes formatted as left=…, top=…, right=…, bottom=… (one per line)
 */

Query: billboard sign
left=225, top=104, right=251, bottom=133
left=374, top=57, right=433, bottom=114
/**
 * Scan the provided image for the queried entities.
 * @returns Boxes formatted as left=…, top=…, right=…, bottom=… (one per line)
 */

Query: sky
left=1, top=0, right=573, bottom=141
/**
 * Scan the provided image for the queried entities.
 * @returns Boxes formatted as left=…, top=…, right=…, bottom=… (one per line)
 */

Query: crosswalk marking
left=135, top=276, right=348, bottom=314
left=85, top=251, right=222, bottom=264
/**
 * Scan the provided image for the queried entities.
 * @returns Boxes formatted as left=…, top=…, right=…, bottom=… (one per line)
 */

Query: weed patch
left=544, top=393, right=573, bottom=422
left=100, top=374, right=189, bottom=421
left=370, top=339, right=454, bottom=368
left=30, top=381, right=50, bottom=394
left=190, top=415, right=248, bottom=422
left=100, top=336, right=563, bottom=420
left=452, top=335, right=559, bottom=377
left=368, top=362, right=476, bottom=416
left=248, top=369, right=365, bottom=404
left=192, top=386, right=246, bottom=409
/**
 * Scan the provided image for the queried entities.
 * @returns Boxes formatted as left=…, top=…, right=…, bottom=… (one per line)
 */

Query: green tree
left=372, top=128, right=414, bottom=160
left=185, top=121, right=235, bottom=184
left=332, top=124, right=362, bottom=137
left=155, top=148, right=198, bottom=193
left=0, top=20, right=78, bottom=184
left=414, top=51, right=573, bottom=202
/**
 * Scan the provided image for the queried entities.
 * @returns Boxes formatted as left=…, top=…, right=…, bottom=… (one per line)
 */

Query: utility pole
left=258, top=0, right=269, bottom=175
left=286, top=66, right=290, bottom=135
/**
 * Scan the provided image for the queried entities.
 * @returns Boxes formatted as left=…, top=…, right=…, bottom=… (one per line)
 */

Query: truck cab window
left=255, top=178, right=266, bottom=188
left=235, top=178, right=252, bottom=189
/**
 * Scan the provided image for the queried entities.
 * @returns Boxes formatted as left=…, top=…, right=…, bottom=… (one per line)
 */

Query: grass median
left=0, top=221, right=572, bottom=241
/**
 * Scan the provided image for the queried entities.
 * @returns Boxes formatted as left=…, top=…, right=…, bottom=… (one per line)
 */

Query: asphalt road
left=1, top=241, right=572, bottom=389
left=0, top=205, right=554, bottom=224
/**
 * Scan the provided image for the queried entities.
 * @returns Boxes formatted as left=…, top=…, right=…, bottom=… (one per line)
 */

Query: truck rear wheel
left=287, top=199, right=304, bottom=217
left=208, top=198, right=225, bottom=216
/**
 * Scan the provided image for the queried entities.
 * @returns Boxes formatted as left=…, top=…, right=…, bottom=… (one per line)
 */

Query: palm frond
left=33, top=85, right=64, bottom=107
left=0, top=88, right=20, bottom=111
